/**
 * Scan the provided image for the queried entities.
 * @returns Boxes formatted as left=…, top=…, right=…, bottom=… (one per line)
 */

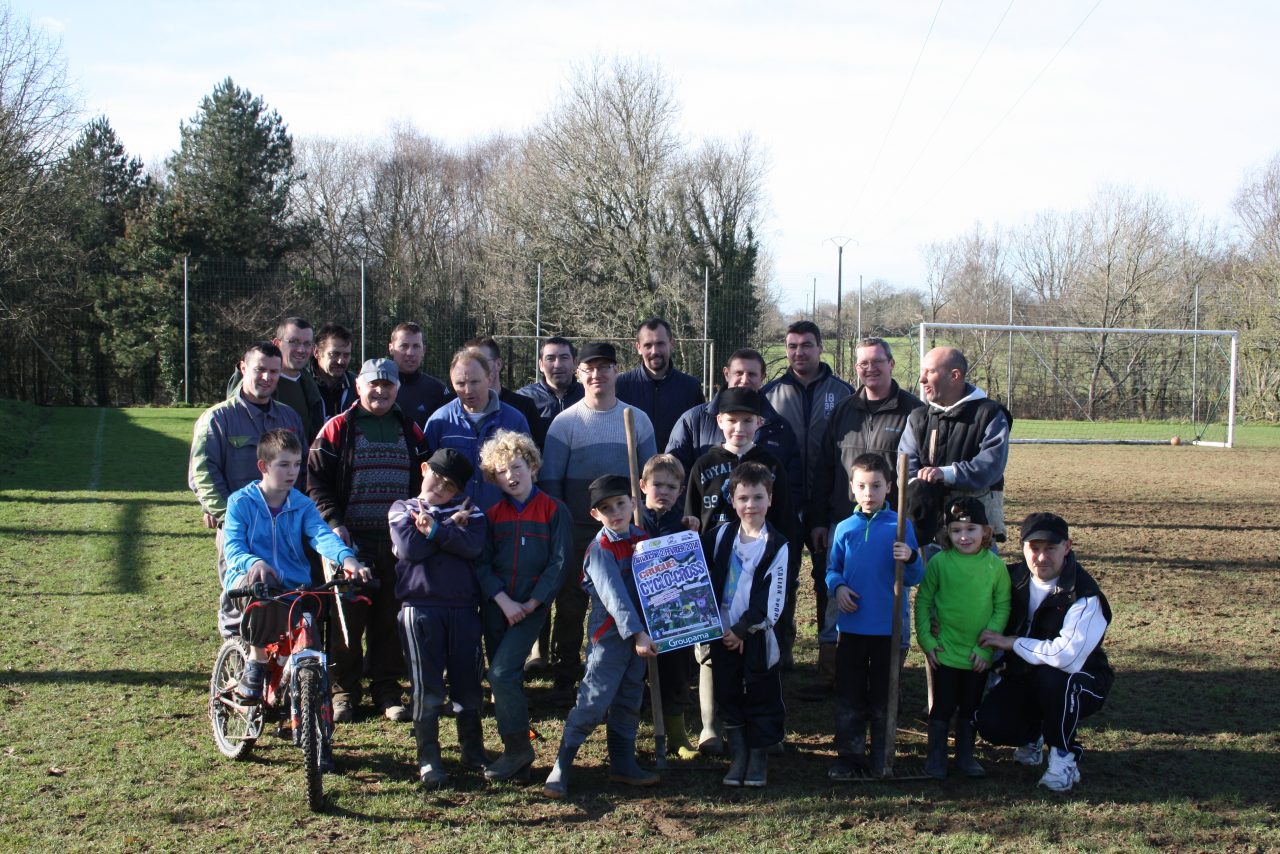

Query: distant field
left=0, top=406, right=1277, bottom=852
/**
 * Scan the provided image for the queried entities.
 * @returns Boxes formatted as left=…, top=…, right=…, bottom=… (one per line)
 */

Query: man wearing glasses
left=800, top=337, right=922, bottom=699
left=227, top=316, right=325, bottom=445
left=539, top=342, right=657, bottom=702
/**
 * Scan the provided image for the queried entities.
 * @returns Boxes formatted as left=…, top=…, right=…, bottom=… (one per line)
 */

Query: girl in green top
left=915, top=497, right=1011, bottom=780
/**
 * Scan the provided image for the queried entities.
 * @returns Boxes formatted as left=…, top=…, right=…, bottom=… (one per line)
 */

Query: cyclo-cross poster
left=632, top=530, right=724, bottom=653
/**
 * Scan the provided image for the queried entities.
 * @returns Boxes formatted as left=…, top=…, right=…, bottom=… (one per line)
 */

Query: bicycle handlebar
left=225, top=576, right=380, bottom=602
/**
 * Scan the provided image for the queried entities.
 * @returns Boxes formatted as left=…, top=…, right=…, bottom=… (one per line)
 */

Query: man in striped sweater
left=538, top=342, right=657, bottom=701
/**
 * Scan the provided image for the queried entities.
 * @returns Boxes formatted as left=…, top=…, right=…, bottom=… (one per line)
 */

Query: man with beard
left=312, top=323, right=357, bottom=421
left=615, top=318, right=704, bottom=453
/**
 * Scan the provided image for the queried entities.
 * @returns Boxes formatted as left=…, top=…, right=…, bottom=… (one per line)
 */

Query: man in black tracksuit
left=976, top=512, right=1114, bottom=793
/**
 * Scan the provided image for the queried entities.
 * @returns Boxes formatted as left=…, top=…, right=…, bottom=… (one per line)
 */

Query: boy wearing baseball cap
left=543, top=474, right=660, bottom=799
left=977, top=512, right=1114, bottom=793
left=388, top=448, right=489, bottom=788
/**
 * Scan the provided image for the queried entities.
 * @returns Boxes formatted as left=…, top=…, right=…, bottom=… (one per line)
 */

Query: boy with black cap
left=388, top=448, right=490, bottom=788
left=685, top=387, right=796, bottom=539
left=976, top=512, right=1113, bottom=793
left=543, top=474, right=660, bottom=799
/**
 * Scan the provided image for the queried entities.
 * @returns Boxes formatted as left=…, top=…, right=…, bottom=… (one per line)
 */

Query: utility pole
left=825, top=236, right=856, bottom=376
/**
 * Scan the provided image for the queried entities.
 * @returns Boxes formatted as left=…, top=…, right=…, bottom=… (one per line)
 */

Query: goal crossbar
left=918, top=322, right=1239, bottom=448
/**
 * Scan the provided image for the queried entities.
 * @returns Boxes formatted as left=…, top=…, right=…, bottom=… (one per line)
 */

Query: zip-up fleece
left=388, top=494, right=487, bottom=608
left=475, top=487, right=573, bottom=605
left=762, top=362, right=854, bottom=497
left=824, top=506, right=923, bottom=636
left=582, top=524, right=649, bottom=642
left=190, top=393, right=305, bottom=521
left=685, top=444, right=796, bottom=541
left=222, top=483, right=356, bottom=590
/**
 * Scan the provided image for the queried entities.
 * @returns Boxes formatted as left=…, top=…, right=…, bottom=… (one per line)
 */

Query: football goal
left=917, top=322, right=1239, bottom=447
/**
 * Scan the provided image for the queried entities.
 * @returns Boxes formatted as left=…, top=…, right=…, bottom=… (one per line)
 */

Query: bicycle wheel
left=209, top=637, right=262, bottom=759
left=297, top=664, right=325, bottom=811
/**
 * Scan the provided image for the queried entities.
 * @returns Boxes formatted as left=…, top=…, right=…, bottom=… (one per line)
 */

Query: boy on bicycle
left=223, top=429, right=369, bottom=704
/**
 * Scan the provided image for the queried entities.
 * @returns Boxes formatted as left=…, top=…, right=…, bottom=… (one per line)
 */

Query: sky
left=20, top=0, right=1280, bottom=312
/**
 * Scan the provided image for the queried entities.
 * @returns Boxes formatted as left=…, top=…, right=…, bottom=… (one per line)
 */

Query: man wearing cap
left=308, top=357, right=430, bottom=722
left=899, top=346, right=1011, bottom=547
left=518, top=336, right=585, bottom=448
left=615, top=318, right=705, bottom=453
left=539, top=342, right=657, bottom=701
left=976, top=512, right=1114, bottom=793
left=191, top=341, right=305, bottom=637
left=803, top=337, right=923, bottom=699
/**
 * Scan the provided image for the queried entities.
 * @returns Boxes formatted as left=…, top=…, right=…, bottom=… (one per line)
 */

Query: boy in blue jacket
left=222, top=429, right=368, bottom=705
left=543, top=475, right=660, bottom=799
left=824, top=453, right=923, bottom=778
left=388, top=448, right=489, bottom=788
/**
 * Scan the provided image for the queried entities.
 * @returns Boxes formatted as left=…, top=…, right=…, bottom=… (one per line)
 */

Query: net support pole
left=359, top=259, right=367, bottom=364
left=535, top=262, right=542, bottom=349
left=1227, top=333, right=1238, bottom=449
left=182, top=256, right=189, bottom=405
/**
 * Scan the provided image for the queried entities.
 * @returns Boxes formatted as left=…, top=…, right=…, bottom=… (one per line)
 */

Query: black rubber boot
left=485, top=731, right=536, bottom=782
left=416, top=712, right=447, bottom=788
left=542, top=741, right=579, bottom=799
left=606, top=725, right=659, bottom=786
left=954, top=720, right=986, bottom=777
left=925, top=719, right=949, bottom=780
left=868, top=710, right=888, bottom=778
left=722, top=725, right=748, bottom=787
left=456, top=710, right=491, bottom=771
left=743, top=747, right=768, bottom=788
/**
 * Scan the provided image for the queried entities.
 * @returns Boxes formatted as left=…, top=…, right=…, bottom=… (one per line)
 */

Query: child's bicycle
left=208, top=576, right=374, bottom=811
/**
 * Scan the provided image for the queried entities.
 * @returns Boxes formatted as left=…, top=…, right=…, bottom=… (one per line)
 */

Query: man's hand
left=634, top=631, right=658, bottom=657
left=924, top=646, right=943, bottom=669
left=810, top=526, right=830, bottom=552
left=892, top=541, right=912, bottom=562
left=918, top=466, right=945, bottom=484
left=969, top=651, right=989, bottom=673
left=449, top=498, right=473, bottom=527
left=835, top=585, right=860, bottom=613
left=202, top=511, right=219, bottom=530
left=332, top=524, right=352, bottom=546
left=979, top=629, right=1015, bottom=652
left=245, top=560, right=277, bottom=586
left=494, top=591, right=526, bottom=626
left=682, top=515, right=701, bottom=532
left=721, top=630, right=743, bottom=653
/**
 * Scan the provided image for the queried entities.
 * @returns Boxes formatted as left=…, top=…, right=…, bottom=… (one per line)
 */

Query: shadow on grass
left=0, top=669, right=207, bottom=689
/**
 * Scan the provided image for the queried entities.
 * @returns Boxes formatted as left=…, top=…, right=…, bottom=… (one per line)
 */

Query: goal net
left=916, top=322, right=1239, bottom=447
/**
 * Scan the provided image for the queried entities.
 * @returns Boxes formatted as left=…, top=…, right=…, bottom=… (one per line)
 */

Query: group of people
left=189, top=314, right=1113, bottom=796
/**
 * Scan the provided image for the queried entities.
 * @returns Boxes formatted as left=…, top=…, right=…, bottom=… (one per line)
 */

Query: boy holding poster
left=704, top=462, right=789, bottom=787
left=543, top=475, right=660, bottom=799
left=639, top=453, right=701, bottom=759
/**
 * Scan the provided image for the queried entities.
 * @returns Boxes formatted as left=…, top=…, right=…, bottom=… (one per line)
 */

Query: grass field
left=1, top=405, right=1278, bottom=852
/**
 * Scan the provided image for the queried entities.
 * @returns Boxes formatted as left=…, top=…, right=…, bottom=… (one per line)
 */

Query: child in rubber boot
left=388, top=448, right=490, bottom=789
left=543, top=475, right=660, bottom=799
left=475, top=430, right=573, bottom=783
left=224, top=430, right=369, bottom=714
left=915, top=497, right=1010, bottom=780
left=704, top=462, right=788, bottom=788
left=639, top=454, right=701, bottom=761
left=824, top=453, right=924, bottom=780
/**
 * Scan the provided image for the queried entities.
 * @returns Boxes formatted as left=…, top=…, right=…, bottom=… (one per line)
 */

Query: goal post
left=917, top=322, right=1239, bottom=448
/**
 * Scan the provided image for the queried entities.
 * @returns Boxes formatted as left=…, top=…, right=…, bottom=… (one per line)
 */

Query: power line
left=846, top=0, right=946, bottom=219
left=874, top=0, right=1105, bottom=244
left=884, top=0, right=1015, bottom=206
